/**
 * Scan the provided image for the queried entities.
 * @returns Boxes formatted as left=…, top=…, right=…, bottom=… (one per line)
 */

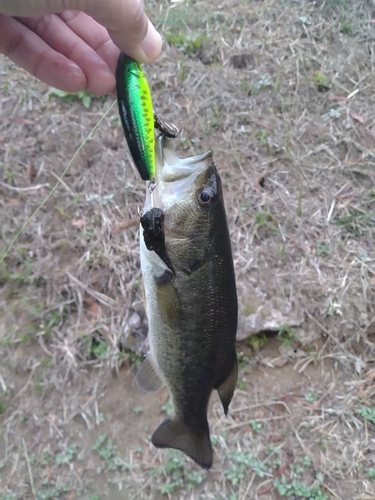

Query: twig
left=66, top=272, right=117, bottom=307
left=49, top=171, right=75, bottom=195
left=222, top=414, right=287, bottom=431
left=11, top=363, right=40, bottom=402
left=22, top=438, right=36, bottom=498
left=129, top=474, right=154, bottom=500
left=0, top=181, right=50, bottom=192
left=241, top=472, right=256, bottom=499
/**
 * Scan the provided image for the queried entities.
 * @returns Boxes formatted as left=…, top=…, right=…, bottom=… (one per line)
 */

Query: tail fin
left=151, top=417, right=213, bottom=470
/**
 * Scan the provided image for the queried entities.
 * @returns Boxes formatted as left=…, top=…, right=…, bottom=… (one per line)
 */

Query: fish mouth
left=156, top=135, right=212, bottom=183
left=143, top=135, right=213, bottom=212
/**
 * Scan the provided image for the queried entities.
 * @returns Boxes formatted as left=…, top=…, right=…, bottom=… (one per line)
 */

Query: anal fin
left=135, top=354, right=165, bottom=393
left=216, top=357, right=238, bottom=415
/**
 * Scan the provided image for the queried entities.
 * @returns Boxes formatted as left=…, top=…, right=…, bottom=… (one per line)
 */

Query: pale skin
left=0, top=0, right=162, bottom=95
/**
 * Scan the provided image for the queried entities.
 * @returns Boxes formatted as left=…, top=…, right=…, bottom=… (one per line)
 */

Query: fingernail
left=139, top=20, right=162, bottom=63
left=41, top=60, right=86, bottom=93
left=86, top=66, right=116, bottom=96
left=66, top=62, right=86, bottom=87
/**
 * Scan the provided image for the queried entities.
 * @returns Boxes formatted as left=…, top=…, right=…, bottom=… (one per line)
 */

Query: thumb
left=0, top=0, right=162, bottom=63
left=82, top=0, right=163, bottom=63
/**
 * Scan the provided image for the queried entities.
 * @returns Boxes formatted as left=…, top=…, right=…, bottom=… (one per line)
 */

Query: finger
left=85, top=0, right=162, bottom=63
left=0, top=14, right=86, bottom=92
left=0, top=0, right=82, bottom=16
left=0, top=0, right=162, bottom=63
left=59, top=10, right=120, bottom=75
left=20, top=14, right=115, bottom=95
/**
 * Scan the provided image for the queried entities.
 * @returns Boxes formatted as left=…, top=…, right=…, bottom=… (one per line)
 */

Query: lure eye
left=198, top=187, right=215, bottom=208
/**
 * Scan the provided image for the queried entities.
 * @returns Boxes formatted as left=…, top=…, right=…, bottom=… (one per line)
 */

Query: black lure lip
left=115, top=51, right=181, bottom=181
left=140, top=207, right=175, bottom=274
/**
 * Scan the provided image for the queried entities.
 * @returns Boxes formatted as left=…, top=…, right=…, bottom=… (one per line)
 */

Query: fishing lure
left=116, top=52, right=179, bottom=181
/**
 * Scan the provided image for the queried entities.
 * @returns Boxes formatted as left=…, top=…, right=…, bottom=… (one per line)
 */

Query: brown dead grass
left=1, top=0, right=375, bottom=498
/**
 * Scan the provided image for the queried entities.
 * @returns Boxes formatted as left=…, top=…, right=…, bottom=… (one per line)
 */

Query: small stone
left=128, top=312, right=141, bottom=329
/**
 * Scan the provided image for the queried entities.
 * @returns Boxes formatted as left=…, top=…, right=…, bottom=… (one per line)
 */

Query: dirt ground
left=1, top=0, right=375, bottom=498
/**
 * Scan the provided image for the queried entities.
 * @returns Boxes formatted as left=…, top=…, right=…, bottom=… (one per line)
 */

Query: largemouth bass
left=137, top=135, right=238, bottom=469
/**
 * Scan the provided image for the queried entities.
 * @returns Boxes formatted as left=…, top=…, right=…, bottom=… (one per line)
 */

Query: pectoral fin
left=135, top=354, right=165, bottom=393
left=155, top=270, right=181, bottom=327
left=216, top=357, right=238, bottom=415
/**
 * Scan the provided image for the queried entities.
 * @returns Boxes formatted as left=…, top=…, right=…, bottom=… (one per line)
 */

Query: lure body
left=116, top=53, right=180, bottom=181
left=116, top=53, right=155, bottom=180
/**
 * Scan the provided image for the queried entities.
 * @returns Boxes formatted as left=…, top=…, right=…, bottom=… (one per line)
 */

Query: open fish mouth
left=156, top=135, right=213, bottom=182
left=144, top=135, right=214, bottom=213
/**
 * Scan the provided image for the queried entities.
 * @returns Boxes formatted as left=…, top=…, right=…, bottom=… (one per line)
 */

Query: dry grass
left=1, top=0, right=375, bottom=498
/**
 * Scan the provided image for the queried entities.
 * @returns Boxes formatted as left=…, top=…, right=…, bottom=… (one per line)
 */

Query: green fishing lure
left=116, top=53, right=155, bottom=180
left=116, top=52, right=179, bottom=181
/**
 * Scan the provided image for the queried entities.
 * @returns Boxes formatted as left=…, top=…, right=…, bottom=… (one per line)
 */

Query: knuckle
left=1, top=30, right=24, bottom=58
left=33, top=14, right=53, bottom=38
left=0, top=16, right=22, bottom=57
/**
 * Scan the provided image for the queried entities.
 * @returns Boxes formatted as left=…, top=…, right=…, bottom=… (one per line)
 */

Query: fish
left=136, top=134, right=238, bottom=469
left=115, top=52, right=179, bottom=181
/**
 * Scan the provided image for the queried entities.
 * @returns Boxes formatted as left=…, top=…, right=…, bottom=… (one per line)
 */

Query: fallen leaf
left=26, top=164, right=37, bottom=183
left=329, top=95, right=347, bottom=102
left=366, top=368, right=375, bottom=385
left=350, top=112, right=365, bottom=124
left=45, top=467, right=54, bottom=481
left=71, top=219, right=86, bottom=227
left=101, top=325, right=110, bottom=337
left=6, top=199, right=22, bottom=207
left=258, top=485, right=273, bottom=496
left=15, top=118, right=34, bottom=125
left=112, top=219, right=138, bottom=233
left=240, top=425, right=253, bottom=433
left=87, top=301, right=101, bottom=320
left=335, top=189, right=355, bottom=201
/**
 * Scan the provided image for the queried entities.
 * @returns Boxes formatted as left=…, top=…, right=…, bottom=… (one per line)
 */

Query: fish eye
left=198, top=188, right=214, bottom=208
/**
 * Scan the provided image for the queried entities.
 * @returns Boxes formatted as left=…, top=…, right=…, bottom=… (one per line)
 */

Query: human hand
left=0, top=0, right=162, bottom=95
